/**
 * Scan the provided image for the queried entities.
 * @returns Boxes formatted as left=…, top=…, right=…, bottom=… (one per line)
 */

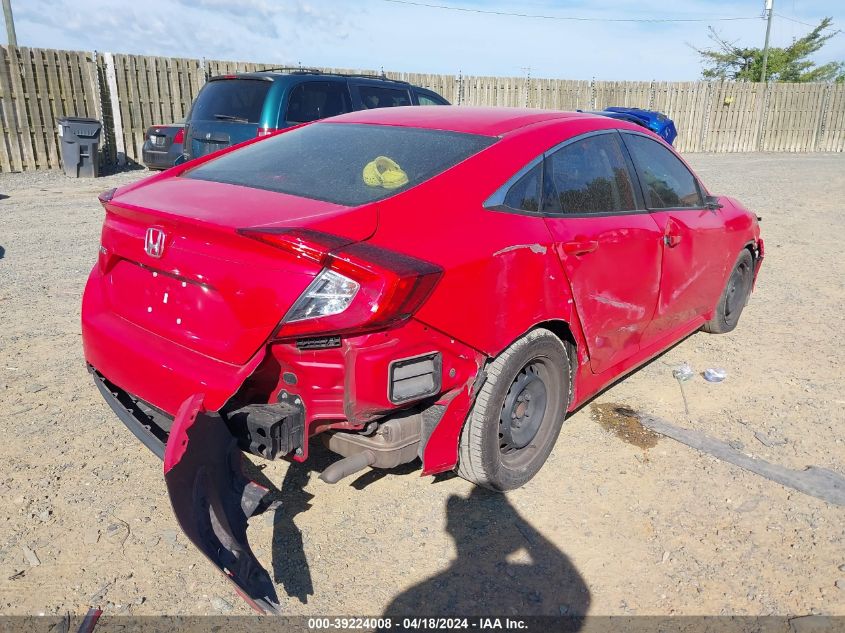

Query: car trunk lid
left=99, top=176, right=377, bottom=365
left=147, top=125, right=180, bottom=151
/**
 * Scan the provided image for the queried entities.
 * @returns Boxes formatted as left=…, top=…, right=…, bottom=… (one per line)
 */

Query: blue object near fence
left=601, top=107, right=678, bottom=145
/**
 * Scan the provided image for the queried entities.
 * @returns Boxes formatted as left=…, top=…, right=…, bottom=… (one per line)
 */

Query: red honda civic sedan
left=82, top=106, right=763, bottom=612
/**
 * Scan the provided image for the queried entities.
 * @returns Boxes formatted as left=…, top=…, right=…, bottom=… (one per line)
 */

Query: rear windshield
left=189, top=79, right=271, bottom=124
left=184, top=123, right=496, bottom=206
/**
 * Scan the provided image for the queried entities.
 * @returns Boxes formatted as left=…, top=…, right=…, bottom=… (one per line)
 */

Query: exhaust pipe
left=319, top=450, right=376, bottom=484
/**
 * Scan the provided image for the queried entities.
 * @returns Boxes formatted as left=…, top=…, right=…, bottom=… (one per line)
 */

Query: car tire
left=703, top=249, right=754, bottom=334
left=457, top=328, right=571, bottom=492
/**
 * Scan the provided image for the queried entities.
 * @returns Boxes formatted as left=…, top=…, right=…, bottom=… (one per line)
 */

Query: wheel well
left=532, top=320, right=578, bottom=391
left=744, top=240, right=758, bottom=262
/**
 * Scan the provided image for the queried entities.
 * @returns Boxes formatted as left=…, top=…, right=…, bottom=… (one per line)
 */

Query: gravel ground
left=0, top=154, right=843, bottom=617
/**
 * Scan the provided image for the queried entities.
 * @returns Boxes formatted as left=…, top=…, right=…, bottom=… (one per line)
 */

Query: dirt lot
left=0, top=154, right=843, bottom=617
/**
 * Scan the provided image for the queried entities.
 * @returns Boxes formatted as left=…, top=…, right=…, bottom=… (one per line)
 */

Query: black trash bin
left=58, top=117, right=102, bottom=177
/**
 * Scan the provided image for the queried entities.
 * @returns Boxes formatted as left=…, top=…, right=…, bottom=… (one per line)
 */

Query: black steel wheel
left=703, top=249, right=754, bottom=334
left=499, top=362, right=548, bottom=454
left=457, top=328, right=571, bottom=491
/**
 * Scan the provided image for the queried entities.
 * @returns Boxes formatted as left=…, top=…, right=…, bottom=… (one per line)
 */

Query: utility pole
left=2, top=0, right=16, bottom=46
left=759, top=0, right=774, bottom=83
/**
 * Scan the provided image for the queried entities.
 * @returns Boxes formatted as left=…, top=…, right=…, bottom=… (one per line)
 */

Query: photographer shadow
left=245, top=442, right=336, bottom=604
left=382, top=487, right=590, bottom=620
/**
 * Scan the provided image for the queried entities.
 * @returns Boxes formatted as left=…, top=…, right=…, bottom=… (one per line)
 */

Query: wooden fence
left=1, top=45, right=845, bottom=172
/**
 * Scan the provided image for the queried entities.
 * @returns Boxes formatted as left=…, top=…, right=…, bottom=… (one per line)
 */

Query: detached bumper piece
left=164, top=394, right=281, bottom=615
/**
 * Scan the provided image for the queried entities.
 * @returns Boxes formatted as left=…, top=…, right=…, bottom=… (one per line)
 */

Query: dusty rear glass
left=183, top=123, right=496, bottom=206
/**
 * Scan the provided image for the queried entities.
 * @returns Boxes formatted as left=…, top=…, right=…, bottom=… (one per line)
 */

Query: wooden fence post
left=698, top=81, right=713, bottom=151
left=813, top=83, right=832, bottom=152
left=102, top=52, right=125, bottom=165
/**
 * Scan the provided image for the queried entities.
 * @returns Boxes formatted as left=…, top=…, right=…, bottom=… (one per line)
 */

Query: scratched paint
left=592, top=293, right=647, bottom=318
left=492, top=243, right=548, bottom=257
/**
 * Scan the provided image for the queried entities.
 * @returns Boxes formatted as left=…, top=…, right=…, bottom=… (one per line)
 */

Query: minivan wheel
left=703, top=249, right=754, bottom=334
left=457, top=328, right=571, bottom=491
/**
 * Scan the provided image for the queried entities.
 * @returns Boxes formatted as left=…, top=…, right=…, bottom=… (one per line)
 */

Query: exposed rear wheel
left=703, top=249, right=754, bottom=334
left=457, top=328, right=571, bottom=491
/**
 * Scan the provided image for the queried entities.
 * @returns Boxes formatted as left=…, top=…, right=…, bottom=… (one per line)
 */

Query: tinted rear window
left=190, top=79, right=271, bottom=123
left=184, top=123, right=496, bottom=206
left=285, top=81, right=352, bottom=123
left=358, top=85, right=412, bottom=108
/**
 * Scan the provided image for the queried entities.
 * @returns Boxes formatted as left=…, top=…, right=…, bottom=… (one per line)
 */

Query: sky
left=10, top=0, right=845, bottom=81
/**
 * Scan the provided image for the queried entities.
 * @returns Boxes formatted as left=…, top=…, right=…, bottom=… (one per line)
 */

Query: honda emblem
left=144, top=227, right=166, bottom=258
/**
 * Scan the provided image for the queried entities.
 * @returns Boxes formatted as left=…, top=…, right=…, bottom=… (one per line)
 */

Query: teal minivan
left=183, top=69, right=450, bottom=160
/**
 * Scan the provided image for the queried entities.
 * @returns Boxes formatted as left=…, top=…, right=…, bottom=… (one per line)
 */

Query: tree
left=695, top=17, right=845, bottom=82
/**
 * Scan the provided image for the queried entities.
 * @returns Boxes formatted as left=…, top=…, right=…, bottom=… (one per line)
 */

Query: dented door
left=542, top=132, right=662, bottom=373
left=546, top=214, right=662, bottom=373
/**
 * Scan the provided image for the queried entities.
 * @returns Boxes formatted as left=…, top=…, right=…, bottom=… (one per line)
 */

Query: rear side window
left=185, top=123, right=496, bottom=206
left=544, top=134, right=637, bottom=214
left=190, top=79, right=270, bottom=123
left=624, top=134, right=703, bottom=209
left=416, top=91, right=449, bottom=106
left=503, top=164, right=541, bottom=212
left=285, top=82, right=352, bottom=123
left=358, top=85, right=412, bottom=109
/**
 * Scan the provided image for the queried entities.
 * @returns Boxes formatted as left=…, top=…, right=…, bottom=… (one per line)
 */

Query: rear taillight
left=256, top=126, right=277, bottom=137
left=173, top=128, right=185, bottom=144
left=237, top=228, right=443, bottom=340
left=286, top=269, right=360, bottom=323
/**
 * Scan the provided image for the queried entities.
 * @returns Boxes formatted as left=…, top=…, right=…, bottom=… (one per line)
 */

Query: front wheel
left=703, top=249, right=754, bottom=334
left=457, top=328, right=571, bottom=491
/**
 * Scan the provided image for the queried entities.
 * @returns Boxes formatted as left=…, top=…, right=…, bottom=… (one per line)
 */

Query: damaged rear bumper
left=163, top=393, right=282, bottom=614
left=91, top=369, right=284, bottom=613
left=90, top=367, right=171, bottom=459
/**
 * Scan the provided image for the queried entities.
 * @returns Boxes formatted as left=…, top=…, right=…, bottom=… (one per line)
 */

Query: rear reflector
left=389, top=353, right=442, bottom=404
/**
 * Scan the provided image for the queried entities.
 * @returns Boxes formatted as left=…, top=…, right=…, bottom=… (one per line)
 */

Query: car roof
left=324, top=106, right=596, bottom=136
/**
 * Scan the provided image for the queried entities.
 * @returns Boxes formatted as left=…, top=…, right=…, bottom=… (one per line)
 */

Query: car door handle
left=562, top=240, right=599, bottom=256
left=664, top=234, right=682, bottom=248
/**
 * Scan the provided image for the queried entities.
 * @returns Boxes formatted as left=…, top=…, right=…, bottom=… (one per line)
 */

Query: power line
left=381, top=0, right=760, bottom=23
left=773, top=13, right=842, bottom=38
left=773, top=12, right=818, bottom=28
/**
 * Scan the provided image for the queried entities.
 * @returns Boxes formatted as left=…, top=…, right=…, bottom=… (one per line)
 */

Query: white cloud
left=12, top=0, right=845, bottom=80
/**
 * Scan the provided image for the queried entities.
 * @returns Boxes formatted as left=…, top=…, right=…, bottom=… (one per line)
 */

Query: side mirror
left=705, top=195, right=723, bottom=210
